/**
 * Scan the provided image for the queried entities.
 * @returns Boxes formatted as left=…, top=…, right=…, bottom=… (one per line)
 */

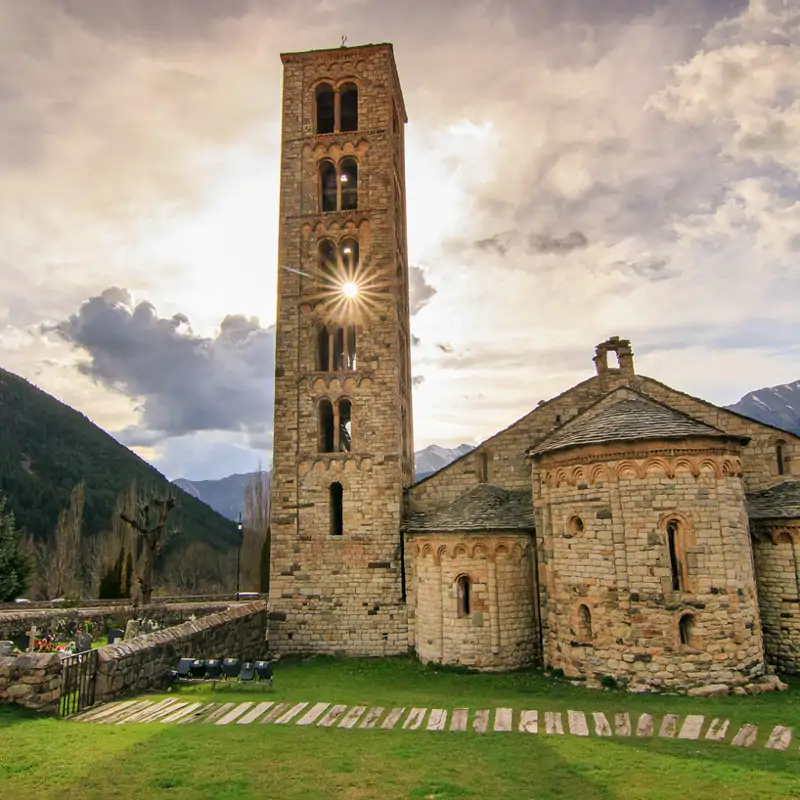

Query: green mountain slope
left=0, top=367, right=238, bottom=551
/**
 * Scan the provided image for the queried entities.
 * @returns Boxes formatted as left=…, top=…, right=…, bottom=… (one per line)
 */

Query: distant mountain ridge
left=725, top=379, right=800, bottom=436
left=175, top=443, right=475, bottom=520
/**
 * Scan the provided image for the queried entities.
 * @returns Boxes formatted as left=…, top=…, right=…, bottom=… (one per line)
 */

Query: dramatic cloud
left=408, top=265, right=437, bottom=315
left=50, top=288, right=275, bottom=442
left=528, top=231, right=589, bottom=254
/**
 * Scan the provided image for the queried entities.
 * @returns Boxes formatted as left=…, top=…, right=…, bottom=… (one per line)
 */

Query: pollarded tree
left=0, top=494, right=32, bottom=602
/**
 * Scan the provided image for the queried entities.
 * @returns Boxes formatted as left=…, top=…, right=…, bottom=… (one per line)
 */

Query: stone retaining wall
left=94, top=601, right=267, bottom=702
left=0, top=593, right=265, bottom=612
left=0, top=653, right=62, bottom=712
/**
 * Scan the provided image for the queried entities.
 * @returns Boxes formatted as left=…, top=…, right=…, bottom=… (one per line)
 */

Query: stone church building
left=267, top=42, right=800, bottom=691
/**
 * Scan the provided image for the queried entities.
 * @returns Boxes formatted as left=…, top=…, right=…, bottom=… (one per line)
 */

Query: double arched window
left=319, top=158, right=358, bottom=212
left=315, top=82, right=358, bottom=134
left=317, top=326, right=357, bottom=372
left=318, top=238, right=360, bottom=282
left=318, top=398, right=352, bottom=453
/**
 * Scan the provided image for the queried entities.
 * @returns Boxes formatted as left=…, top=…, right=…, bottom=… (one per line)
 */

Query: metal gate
left=59, top=648, right=98, bottom=718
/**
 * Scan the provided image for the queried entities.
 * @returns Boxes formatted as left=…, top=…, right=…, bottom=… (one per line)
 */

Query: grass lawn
left=1, top=657, right=799, bottom=800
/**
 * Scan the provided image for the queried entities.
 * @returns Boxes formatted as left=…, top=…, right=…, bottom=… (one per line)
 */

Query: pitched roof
left=746, top=481, right=800, bottom=520
left=402, top=484, right=534, bottom=533
left=528, top=392, right=734, bottom=457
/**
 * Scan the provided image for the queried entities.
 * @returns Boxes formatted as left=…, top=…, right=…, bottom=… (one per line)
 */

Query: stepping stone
left=678, top=715, right=705, bottom=740
left=494, top=708, right=513, bottom=732
left=144, top=701, right=188, bottom=723
left=318, top=704, right=347, bottom=727
left=338, top=706, right=366, bottom=729
left=77, top=701, right=135, bottom=723
left=117, top=701, right=163, bottom=725
left=705, top=718, right=730, bottom=742
left=593, top=712, right=612, bottom=737
left=568, top=710, right=589, bottom=736
left=138, top=700, right=183, bottom=723
left=216, top=702, right=253, bottom=726
left=262, top=703, right=291, bottom=724
left=360, top=707, right=385, bottom=729
left=765, top=725, right=792, bottom=751
left=659, top=714, right=679, bottom=738
left=473, top=710, right=489, bottom=734
left=275, top=702, right=309, bottom=725
left=403, top=708, right=427, bottom=730
left=102, top=701, right=152, bottom=724
left=204, top=703, right=237, bottom=724
left=544, top=712, right=564, bottom=735
left=636, top=714, right=654, bottom=737
left=731, top=723, right=758, bottom=748
left=237, top=701, right=274, bottom=725
left=381, top=708, right=405, bottom=730
left=297, top=702, right=330, bottom=726
left=162, top=702, right=204, bottom=724
left=615, top=713, right=632, bottom=737
left=427, top=709, right=447, bottom=731
left=178, top=703, right=219, bottom=724
left=519, top=710, right=538, bottom=734
left=450, top=708, right=468, bottom=732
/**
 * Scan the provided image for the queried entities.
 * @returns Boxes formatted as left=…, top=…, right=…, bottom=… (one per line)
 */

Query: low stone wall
left=94, top=601, right=267, bottom=702
left=0, top=600, right=255, bottom=644
left=0, top=653, right=62, bottom=712
left=0, top=593, right=265, bottom=612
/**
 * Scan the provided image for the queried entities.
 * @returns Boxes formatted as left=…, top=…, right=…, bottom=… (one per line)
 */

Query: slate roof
left=528, top=394, right=736, bottom=457
left=746, top=481, right=800, bottom=520
left=402, top=484, right=534, bottom=533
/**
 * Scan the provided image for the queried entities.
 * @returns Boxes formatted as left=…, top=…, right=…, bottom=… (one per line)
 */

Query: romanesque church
left=267, top=43, right=800, bottom=691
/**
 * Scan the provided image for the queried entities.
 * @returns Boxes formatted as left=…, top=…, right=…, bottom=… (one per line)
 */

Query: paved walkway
left=71, top=700, right=794, bottom=751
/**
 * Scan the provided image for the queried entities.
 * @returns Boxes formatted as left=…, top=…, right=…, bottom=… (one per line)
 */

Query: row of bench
left=170, top=658, right=274, bottom=686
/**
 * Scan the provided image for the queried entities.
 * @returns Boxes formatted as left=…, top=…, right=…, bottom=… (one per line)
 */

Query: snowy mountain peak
left=726, top=378, right=800, bottom=436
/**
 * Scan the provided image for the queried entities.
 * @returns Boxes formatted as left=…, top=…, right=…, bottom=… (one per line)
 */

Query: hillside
left=725, top=379, right=800, bottom=436
left=0, top=367, right=239, bottom=550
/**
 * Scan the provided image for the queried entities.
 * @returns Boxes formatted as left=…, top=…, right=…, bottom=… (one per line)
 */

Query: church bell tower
left=268, top=44, right=413, bottom=655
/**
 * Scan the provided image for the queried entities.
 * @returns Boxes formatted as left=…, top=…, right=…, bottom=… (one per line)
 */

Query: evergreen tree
left=0, top=494, right=31, bottom=602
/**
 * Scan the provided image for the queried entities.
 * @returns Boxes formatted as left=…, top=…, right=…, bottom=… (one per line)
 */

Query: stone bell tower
left=268, top=44, right=413, bottom=655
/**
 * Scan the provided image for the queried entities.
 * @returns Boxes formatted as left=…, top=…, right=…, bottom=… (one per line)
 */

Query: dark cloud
left=49, top=288, right=275, bottom=439
left=611, top=258, right=673, bottom=282
left=528, top=231, right=589, bottom=254
left=436, top=343, right=455, bottom=353
left=412, top=375, right=425, bottom=387
left=474, top=235, right=510, bottom=257
left=411, top=334, right=421, bottom=347
left=409, top=265, right=437, bottom=315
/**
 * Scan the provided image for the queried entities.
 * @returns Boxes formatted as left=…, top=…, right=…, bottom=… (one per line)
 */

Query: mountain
left=0, top=367, right=239, bottom=551
left=174, top=444, right=475, bottom=520
left=725, top=379, right=800, bottom=436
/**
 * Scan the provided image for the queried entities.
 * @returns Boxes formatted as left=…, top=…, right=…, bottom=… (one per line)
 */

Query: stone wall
left=0, top=653, right=61, bottom=712
left=752, top=522, right=800, bottom=673
left=0, top=600, right=249, bottom=644
left=408, top=532, right=538, bottom=670
left=533, top=443, right=766, bottom=691
left=94, top=601, right=267, bottom=702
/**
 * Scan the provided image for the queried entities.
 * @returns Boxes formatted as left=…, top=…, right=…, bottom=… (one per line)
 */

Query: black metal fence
left=59, top=648, right=98, bottom=718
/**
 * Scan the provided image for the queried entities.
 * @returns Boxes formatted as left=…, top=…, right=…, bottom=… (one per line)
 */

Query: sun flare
left=342, top=281, right=359, bottom=299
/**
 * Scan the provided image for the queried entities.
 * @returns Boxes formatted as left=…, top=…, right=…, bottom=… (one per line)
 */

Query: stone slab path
left=73, top=700, right=795, bottom=752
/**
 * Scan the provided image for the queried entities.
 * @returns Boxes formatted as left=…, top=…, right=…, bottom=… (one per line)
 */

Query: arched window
left=315, top=83, right=335, bottom=134
left=678, top=613, right=695, bottom=647
left=339, top=83, right=358, bottom=132
left=340, top=158, right=358, bottom=210
left=318, top=238, right=337, bottom=278
left=476, top=450, right=489, bottom=483
left=329, top=482, right=343, bottom=536
left=319, top=399, right=334, bottom=452
left=319, top=325, right=357, bottom=372
left=338, top=399, right=352, bottom=452
left=777, top=440, right=786, bottom=475
left=340, top=237, right=360, bottom=281
left=317, top=327, right=330, bottom=371
left=577, top=604, right=593, bottom=641
left=320, top=160, right=338, bottom=212
left=667, top=520, right=684, bottom=591
left=456, top=575, right=471, bottom=617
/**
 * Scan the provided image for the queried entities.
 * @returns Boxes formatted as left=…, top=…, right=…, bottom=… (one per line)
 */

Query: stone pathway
left=73, top=702, right=795, bottom=751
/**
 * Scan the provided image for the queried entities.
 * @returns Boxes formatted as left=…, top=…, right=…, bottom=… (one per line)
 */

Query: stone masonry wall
left=0, top=653, right=62, bottom=713
left=534, top=444, right=766, bottom=691
left=94, top=601, right=267, bottom=702
left=410, top=533, right=537, bottom=670
left=752, top=523, right=800, bottom=673
left=269, top=44, right=412, bottom=656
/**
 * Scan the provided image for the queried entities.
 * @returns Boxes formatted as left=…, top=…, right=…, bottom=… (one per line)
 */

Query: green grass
left=1, top=657, right=799, bottom=800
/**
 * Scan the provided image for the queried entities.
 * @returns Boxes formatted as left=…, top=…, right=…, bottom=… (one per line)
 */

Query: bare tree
left=159, top=541, right=235, bottom=595
left=119, top=488, right=179, bottom=605
left=242, top=464, right=270, bottom=592
left=37, top=482, right=85, bottom=598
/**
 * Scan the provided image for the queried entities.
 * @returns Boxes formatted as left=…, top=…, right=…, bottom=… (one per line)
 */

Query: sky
left=2, top=0, right=799, bottom=481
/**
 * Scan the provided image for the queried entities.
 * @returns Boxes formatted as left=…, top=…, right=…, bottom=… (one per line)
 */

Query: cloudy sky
left=2, top=0, right=799, bottom=480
